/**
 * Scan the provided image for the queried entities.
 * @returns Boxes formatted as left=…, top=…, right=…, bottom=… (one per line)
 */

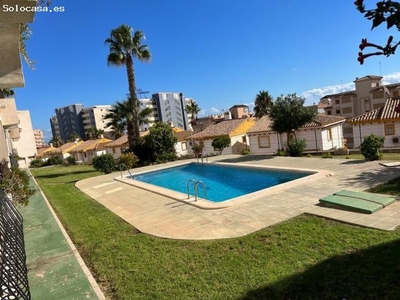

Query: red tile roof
left=247, top=114, right=345, bottom=134
left=348, top=98, right=400, bottom=124
left=189, top=118, right=255, bottom=139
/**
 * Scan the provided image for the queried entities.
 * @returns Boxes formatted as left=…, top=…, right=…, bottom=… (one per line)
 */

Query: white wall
left=351, top=122, right=400, bottom=148
left=248, top=124, right=344, bottom=154
left=12, top=111, right=37, bottom=166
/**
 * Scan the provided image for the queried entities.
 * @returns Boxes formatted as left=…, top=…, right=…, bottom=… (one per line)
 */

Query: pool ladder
left=186, top=179, right=207, bottom=201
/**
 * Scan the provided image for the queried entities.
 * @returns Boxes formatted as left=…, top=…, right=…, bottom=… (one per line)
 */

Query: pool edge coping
left=115, top=162, right=333, bottom=210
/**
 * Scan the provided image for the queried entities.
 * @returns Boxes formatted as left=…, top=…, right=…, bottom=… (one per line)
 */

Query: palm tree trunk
left=125, top=54, right=140, bottom=149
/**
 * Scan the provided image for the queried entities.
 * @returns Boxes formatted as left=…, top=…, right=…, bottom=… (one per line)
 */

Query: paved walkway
left=18, top=177, right=105, bottom=299
left=76, top=156, right=400, bottom=240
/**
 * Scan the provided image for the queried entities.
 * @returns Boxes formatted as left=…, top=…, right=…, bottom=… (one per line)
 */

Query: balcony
left=0, top=0, right=36, bottom=89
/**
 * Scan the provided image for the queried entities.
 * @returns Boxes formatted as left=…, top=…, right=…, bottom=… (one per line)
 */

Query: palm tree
left=185, top=101, right=201, bottom=128
left=254, top=90, right=273, bottom=118
left=86, top=128, right=105, bottom=140
left=105, top=24, right=151, bottom=149
left=49, top=136, right=62, bottom=147
left=0, top=88, right=15, bottom=98
left=104, top=99, right=152, bottom=139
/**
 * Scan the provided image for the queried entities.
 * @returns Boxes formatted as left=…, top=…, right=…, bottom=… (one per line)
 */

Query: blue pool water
left=132, top=163, right=315, bottom=203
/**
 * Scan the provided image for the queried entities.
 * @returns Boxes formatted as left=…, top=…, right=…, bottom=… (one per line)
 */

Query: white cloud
left=382, top=72, right=400, bottom=84
left=301, top=82, right=355, bottom=106
left=301, top=72, right=400, bottom=106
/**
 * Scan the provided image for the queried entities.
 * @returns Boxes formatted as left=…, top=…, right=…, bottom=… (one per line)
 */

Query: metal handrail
left=186, top=179, right=197, bottom=199
left=194, top=181, right=207, bottom=201
left=119, top=163, right=132, bottom=178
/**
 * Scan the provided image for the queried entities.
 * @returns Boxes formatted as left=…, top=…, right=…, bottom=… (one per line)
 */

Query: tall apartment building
left=81, top=105, right=112, bottom=138
left=139, top=93, right=193, bottom=131
left=33, top=129, right=45, bottom=148
left=319, top=75, right=400, bottom=147
left=51, top=104, right=85, bottom=142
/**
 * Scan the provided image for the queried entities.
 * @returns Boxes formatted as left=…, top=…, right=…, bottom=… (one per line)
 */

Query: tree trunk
left=125, top=54, right=140, bottom=149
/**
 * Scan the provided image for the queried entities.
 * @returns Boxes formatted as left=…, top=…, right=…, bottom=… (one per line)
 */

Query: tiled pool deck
left=76, top=155, right=400, bottom=240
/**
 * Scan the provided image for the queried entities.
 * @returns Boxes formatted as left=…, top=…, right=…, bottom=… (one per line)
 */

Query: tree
left=86, top=128, right=105, bottom=140
left=0, top=89, right=15, bottom=98
left=254, top=90, right=273, bottom=118
left=49, top=136, right=63, bottom=147
left=185, top=100, right=201, bottom=128
left=104, top=99, right=152, bottom=139
left=105, top=24, right=151, bottom=149
left=269, top=93, right=317, bottom=141
left=211, top=135, right=231, bottom=155
left=67, top=132, right=79, bottom=142
left=133, top=122, right=178, bottom=162
left=355, top=0, right=400, bottom=64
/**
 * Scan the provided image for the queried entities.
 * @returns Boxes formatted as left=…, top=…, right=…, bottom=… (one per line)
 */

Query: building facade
left=319, top=75, right=400, bottom=147
left=148, top=92, right=191, bottom=130
left=51, top=104, right=85, bottom=142
left=33, top=129, right=45, bottom=148
left=81, top=105, right=112, bottom=138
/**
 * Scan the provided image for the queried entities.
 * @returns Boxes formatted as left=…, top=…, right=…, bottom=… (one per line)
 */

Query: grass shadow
left=32, top=169, right=98, bottom=179
left=239, top=238, right=400, bottom=300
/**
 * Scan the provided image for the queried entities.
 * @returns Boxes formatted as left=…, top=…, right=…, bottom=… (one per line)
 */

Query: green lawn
left=30, top=165, right=400, bottom=300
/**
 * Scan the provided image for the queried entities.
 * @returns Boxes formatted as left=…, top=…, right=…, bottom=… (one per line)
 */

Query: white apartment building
left=139, top=93, right=195, bottom=131
left=319, top=75, right=400, bottom=147
left=81, top=105, right=112, bottom=138
left=33, top=129, right=45, bottom=149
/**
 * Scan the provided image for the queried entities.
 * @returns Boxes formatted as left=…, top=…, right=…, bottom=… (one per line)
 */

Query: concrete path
left=76, top=156, right=400, bottom=240
left=19, top=177, right=105, bottom=299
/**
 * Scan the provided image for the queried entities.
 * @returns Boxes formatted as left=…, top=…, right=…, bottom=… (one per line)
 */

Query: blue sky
left=13, top=0, right=400, bottom=141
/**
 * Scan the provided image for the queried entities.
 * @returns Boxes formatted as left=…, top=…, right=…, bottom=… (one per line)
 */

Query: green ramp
left=334, top=190, right=396, bottom=207
left=319, top=195, right=383, bottom=214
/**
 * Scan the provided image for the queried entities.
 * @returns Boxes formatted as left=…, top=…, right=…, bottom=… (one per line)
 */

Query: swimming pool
left=130, top=162, right=316, bottom=203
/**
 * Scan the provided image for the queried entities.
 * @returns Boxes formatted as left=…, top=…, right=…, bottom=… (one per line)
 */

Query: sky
left=11, top=0, right=400, bottom=141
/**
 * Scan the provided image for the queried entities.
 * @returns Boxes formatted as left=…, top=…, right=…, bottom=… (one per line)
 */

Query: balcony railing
left=0, top=189, right=30, bottom=300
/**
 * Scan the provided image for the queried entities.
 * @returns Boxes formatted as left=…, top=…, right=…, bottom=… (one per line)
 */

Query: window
left=385, top=124, right=395, bottom=135
left=327, top=128, right=332, bottom=141
left=327, top=110, right=332, bottom=115
left=336, top=108, right=340, bottom=115
left=393, top=91, right=399, bottom=97
left=242, top=136, right=247, bottom=144
left=258, top=136, right=270, bottom=148
left=335, top=99, right=340, bottom=105
left=181, top=142, right=187, bottom=151
left=112, top=148, right=115, bottom=154
left=365, top=98, right=371, bottom=111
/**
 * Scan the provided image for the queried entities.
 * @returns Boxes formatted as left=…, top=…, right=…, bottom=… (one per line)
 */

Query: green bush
left=66, top=156, right=76, bottom=165
left=0, top=164, right=35, bottom=206
left=119, top=152, right=139, bottom=168
left=155, top=153, right=178, bottom=164
left=361, top=134, right=385, bottom=161
left=241, top=149, right=251, bottom=155
left=92, top=154, right=116, bottom=174
left=46, top=156, right=63, bottom=166
left=322, top=152, right=333, bottom=159
left=285, top=139, right=307, bottom=157
left=275, top=149, right=285, bottom=156
left=30, top=158, right=44, bottom=168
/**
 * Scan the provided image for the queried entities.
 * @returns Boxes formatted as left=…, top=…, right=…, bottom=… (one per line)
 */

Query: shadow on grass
left=239, top=239, right=400, bottom=300
left=217, top=155, right=275, bottom=163
left=32, top=169, right=98, bottom=179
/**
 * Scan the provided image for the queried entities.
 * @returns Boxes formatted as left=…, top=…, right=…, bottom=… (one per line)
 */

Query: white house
left=348, top=98, right=400, bottom=148
left=247, top=114, right=346, bottom=154
left=172, top=128, right=193, bottom=157
left=69, top=138, right=112, bottom=164
left=188, top=118, right=257, bottom=155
